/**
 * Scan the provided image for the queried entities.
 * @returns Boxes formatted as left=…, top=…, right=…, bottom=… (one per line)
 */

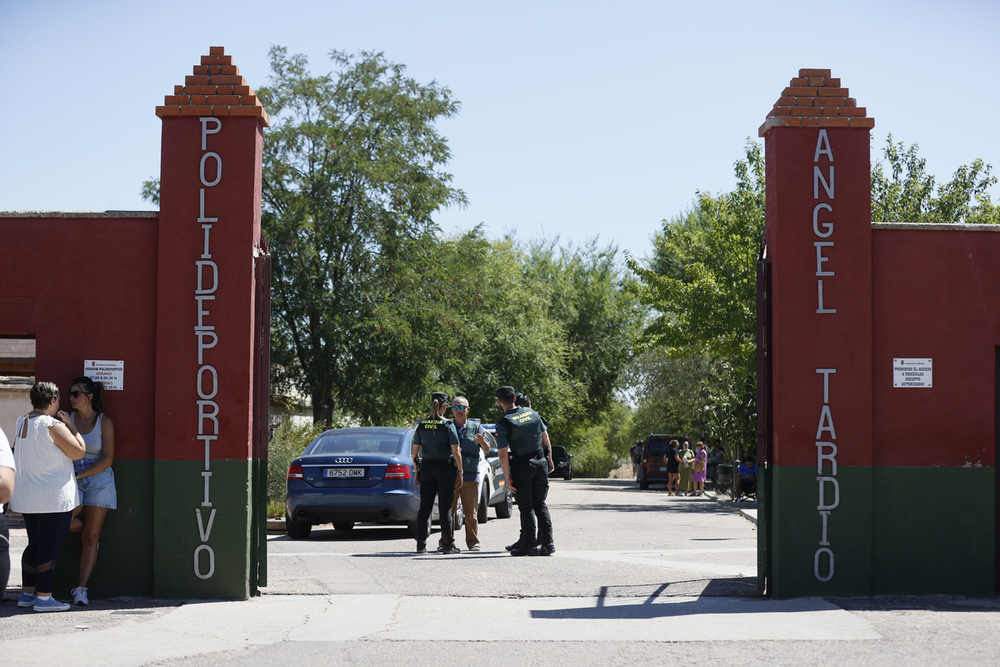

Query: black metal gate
left=250, top=243, right=271, bottom=594
left=756, top=231, right=772, bottom=594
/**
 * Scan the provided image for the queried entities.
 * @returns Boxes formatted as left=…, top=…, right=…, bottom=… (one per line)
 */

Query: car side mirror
left=488, top=448, right=498, bottom=458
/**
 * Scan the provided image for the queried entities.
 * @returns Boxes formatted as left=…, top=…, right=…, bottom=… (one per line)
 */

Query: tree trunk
left=312, top=387, right=334, bottom=428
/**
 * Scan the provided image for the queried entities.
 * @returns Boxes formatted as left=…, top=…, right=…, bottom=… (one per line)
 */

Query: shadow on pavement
left=547, top=501, right=740, bottom=516
left=0, top=594, right=179, bottom=617
left=269, top=525, right=413, bottom=543
left=827, top=596, right=1000, bottom=612
left=530, top=578, right=764, bottom=619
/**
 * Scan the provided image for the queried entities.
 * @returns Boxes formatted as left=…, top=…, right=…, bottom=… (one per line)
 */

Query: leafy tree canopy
left=257, top=46, right=468, bottom=426
left=872, top=134, right=1000, bottom=225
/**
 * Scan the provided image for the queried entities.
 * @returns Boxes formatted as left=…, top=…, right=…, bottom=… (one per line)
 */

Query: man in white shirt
left=0, top=428, right=15, bottom=597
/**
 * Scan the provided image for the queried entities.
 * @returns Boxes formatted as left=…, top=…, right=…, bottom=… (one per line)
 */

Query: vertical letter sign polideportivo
left=193, top=116, right=222, bottom=581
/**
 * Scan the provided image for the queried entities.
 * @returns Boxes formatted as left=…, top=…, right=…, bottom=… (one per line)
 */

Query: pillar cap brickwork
left=155, top=46, right=270, bottom=127
left=758, top=68, right=873, bottom=137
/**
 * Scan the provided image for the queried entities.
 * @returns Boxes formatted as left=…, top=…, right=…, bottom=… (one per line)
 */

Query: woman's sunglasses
left=69, top=390, right=90, bottom=398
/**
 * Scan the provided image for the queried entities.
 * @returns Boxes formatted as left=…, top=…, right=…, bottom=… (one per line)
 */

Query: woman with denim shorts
left=67, top=376, right=116, bottom=606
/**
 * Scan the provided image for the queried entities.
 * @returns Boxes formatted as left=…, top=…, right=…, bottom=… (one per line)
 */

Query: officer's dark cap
left=431, top=391, right=449, bottom=403
left=495, top=386, right=516, bottom=400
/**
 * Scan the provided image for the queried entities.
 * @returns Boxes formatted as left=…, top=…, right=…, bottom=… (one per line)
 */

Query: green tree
left=257, top=46, right=468, bottom=426
left=520, top=237, right=646, bottom=426
left=622, top=350, right=713, bottom=440
left=627, top=142, right=764, bottom=362
left=432, top=232, right=583, bottom=427
left=872, top=134, right=1000, bottom=224
left=626, top=141, right=764, bottom=453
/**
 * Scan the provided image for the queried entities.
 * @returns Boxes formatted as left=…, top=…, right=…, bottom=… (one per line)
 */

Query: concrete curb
left=702, top=489, right=758, bottom=525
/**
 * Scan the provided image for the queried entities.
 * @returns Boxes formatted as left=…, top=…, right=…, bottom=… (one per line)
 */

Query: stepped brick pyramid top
left=155, top=46, right=270, bottom=127
left=759, top=68, right=872, bottom=137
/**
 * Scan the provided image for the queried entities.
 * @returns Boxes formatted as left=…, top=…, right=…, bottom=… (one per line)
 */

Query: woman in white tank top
left=9, top=381, right=86, bottom=611
left=67, top=376, right=116, bottom=606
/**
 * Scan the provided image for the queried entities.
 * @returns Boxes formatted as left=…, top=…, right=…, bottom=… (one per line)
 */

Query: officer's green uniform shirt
left=494, top=406, right=547, bottom=457
left=412, top=419, right=459, bottom=460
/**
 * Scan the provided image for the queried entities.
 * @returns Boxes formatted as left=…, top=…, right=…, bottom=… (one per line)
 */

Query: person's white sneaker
left=72, top=586, right=90, bottom=606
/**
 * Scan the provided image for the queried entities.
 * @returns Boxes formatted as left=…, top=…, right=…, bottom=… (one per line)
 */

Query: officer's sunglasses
left=451, top=405, right=468, bottom=411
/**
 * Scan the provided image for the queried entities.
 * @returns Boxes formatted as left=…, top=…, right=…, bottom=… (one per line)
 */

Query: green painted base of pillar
left=872, top=466, right=993, bottom=596
left=54, top=459, right=154, bottom=599
left=153, top=459, right=252, bottom=600
left=767, top=466, right=873, bottom=597
left=765, top=466, right=995, bottom=597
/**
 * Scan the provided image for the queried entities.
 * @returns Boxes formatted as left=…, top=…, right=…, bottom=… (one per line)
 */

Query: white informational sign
left=83, top=359, right=124, bottom=391
left=893, top=358, right=932, bottom=388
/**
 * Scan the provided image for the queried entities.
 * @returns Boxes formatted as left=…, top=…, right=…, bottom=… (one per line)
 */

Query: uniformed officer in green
left=494, top=386, right=554, bottom=556
left=411, top=391, right=462, bottom=554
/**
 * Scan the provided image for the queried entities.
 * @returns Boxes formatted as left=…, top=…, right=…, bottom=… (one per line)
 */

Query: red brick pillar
left=759, top=69, right=875, bottom=596
left=152, top=48, right=269, bottom=598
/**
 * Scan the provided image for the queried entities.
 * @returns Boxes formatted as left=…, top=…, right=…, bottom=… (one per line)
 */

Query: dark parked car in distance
left=637, top=434, right=690, bottom=489
left=549, top=445, right=573, bottom=480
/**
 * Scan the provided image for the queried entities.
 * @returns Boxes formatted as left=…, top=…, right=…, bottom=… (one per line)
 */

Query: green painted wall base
left=872, top=466, right=994, bottom=596
left=153, top=460, right=252, bottom=600
left=767, top=466, right=873, bottom=597
left=54, top=459, right=154, bottom=599
left=765, top=466, right=994, bottom=597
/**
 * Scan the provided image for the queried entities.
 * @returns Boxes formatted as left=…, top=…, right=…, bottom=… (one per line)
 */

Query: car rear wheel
left=332, top=521, right=354, bottom=531
left=285, top=512, right=312, bottom=540
left=565, top=467, right=572, bottom=481
left=405, top=520, right=417, bottom=538
left=478, top=484, right=489, bottom=523
left=496, top=489, right=513, bottom=519
left=638, top=468, right=649, bottom=490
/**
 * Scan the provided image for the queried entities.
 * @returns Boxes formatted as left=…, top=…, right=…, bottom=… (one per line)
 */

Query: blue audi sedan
left=285, top=427, right=422, bottom=539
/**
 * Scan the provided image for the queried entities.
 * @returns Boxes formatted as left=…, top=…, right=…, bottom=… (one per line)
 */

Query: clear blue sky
left=2, top=0, right=997, bottom=261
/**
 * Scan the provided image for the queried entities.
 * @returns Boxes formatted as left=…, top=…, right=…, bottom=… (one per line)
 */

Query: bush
left=267, top=420, right=326, bottom=517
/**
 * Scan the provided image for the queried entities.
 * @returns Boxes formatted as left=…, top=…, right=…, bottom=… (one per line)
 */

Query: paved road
left=3, top=478, right=999, bottom=666
left=265, top=477, right=760, bottom=599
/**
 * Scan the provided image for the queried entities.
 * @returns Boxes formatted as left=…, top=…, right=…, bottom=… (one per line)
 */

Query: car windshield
left=309, top=433, right=404, bottom=455
left=646, top=440, right=670, bottom=456
left=551, top=446, right=568, bottom=460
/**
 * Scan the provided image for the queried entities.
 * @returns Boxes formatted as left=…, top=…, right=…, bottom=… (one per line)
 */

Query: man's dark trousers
left=416, top=459, right=457, bottom=547
left=512, top=454, right=552, bottom=548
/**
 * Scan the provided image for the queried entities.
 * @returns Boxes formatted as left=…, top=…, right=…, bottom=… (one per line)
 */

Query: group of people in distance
left=662, top=440, right=710, bottom=497
left=410, top=386, right=554, bottom=557
left=0, top=377, right=116, bottom=612
left=630, top=439, right=758, bottom=501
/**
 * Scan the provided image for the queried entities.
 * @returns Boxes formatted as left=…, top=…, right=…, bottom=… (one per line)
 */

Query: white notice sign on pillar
left=83, top=359, right=124, bottom=390
left=893, top=358, right=932, bottom=388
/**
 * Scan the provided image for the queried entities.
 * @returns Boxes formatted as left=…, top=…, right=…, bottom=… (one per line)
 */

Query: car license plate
left=659, top=466, right=668, bottom=471
left=324, top=467, right=365, bottom=479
